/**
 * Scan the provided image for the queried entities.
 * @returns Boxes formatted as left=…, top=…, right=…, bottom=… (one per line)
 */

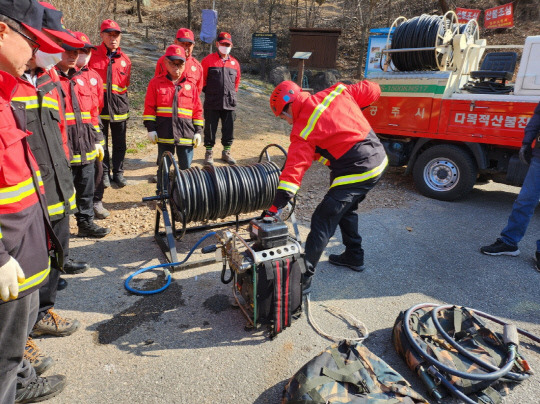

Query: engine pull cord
left=124, top=232, right=217, bottom=295
left=305, top=294, right=369, bottom=343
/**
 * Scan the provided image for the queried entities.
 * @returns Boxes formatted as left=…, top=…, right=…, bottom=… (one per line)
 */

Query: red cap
left=73, top=31, right=96, bottom=49
left=217, top=32, right=232, bottom=46
left=176, top=28, right=194, bottom=43
left=165, top=45, right=186, bottom=62
left=39, top=2, right=84, bottom=48
left=100, top=19, right=121, bottom=33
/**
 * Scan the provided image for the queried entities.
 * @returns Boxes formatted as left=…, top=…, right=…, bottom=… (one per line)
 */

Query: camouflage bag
left=282, top=339, right=429, bottom=403
left=392, top=305, right=531, bottom=404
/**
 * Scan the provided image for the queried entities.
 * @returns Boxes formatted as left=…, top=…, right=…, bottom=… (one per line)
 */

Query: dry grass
left=49, top=0, right=110, bottom=44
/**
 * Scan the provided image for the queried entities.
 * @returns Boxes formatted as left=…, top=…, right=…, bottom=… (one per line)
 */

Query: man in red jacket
left=88, top=19, right=131, bottom=188
left=201, top=32, right=241, bottom=166
left=0, top=1, right=67, bottom=401
left=268, top=81, right=388, bottom=293
left=144, top=45, right=203, bottom=177
left=154, top=28, right=203, bottom=95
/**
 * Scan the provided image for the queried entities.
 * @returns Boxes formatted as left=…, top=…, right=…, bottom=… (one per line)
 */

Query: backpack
left=283, top=339, right=429, bottom=403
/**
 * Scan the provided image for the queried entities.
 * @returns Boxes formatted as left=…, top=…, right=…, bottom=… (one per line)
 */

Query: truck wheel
left=412, top=145, right=477, bottom=201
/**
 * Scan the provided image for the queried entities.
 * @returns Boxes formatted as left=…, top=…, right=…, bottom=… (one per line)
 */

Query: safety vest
left=57, top=68, right=104, bottom=166
left=143, top=75, right=203, bottom=146
left=14, top=73, right=76, bottom=221
left=154, top=55, right=203, bottom=95
left=201, top=52, right=241, bottom=110
left=274, top=82, right=388, bottom=208
left=88, top=44, right=131, bottom=122
left=0, top=71, right=51, bottom=301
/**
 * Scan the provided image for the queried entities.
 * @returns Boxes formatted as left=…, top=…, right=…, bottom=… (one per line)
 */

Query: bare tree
left=357, top=0, right=376, bottom=78
left=136, top=0, right=143, bottom=23
left=187, top=0, right=192, bottom=29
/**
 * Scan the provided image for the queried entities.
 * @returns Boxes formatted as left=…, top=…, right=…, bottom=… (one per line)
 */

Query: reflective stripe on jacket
left=88, top=44, right=131, bottom=122
left=14, top=74, right=76, bottom=221
left=273, top=81, right=387, bottom=209
left=201, top=52, right=241, bottom=110
left=143, top=75, right=203, bottom=146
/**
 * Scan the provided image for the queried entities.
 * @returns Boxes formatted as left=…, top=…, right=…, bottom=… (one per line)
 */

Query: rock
left=269, top=66, right=291, bottom=86
left=310, top=70, right=340, bottom=93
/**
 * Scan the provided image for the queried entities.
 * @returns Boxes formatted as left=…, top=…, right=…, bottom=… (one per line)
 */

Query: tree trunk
left=438, top=0, right=449, bottom=14
left=187, top=0, right=192, bottom=29
left=357, top=0, right=375, bottom=79
left=137, top=0, right=143, bottom=23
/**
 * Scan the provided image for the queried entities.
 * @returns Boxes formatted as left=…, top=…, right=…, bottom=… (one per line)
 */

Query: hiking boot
left=24, top=338, right=54, bottom=376
left=15, top=375, right=66, bottom=403
left=63, top=259, right=89, bottom=275
left=77, top=221, right=111, bottom=238
left=32, top=308, right=80, bottom=337
left=480, top=239, right=520, bottom=256
left=536, top=251, right=540, bottom=273
left=102, top=173, right=111, bottom=188
left=221, top=149, right=237, bottom=165
left=329, top=253, right=365, bottom=272
left=113, top=173, right=127, bottom=188
left=57, top=277, right=67, bottom=291
left=93, top=201, right=110, bottom=219
left=204, top=150, right=214, bottom=166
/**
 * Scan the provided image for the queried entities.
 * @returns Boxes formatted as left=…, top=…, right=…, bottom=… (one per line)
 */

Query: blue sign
left=251, top=33, right=277, bottom=59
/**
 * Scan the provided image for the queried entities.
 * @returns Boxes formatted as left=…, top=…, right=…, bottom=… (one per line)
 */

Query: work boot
left=24, top=338, right=54, bottom=376
left=32, top=308, right=80, bottom=337
left=63, top=259, right=89, bottom=275
left=113, top=173, right=127, bottom=188
left=204, top=149, right=214, bottom=166
left=102, top=173, right=111, bottom=188
left=57, top=277, right=67, bottom=291
left=15, top=375, right=66, bottom=403
left=221, top=149, right=237, bottom=165
left=329, top=253, right=365, bottom=272
left=77, top=221, right=111, bottom=238
left=480, top=239, right=520, bottom=256
left=93, top=201, right=110, bottom=219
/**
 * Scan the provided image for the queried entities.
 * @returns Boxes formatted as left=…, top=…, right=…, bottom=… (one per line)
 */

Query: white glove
left=147, top=131, right=158, bottom=144
left=95, top=144, right=104, bottom=161
left=193, top=133, right=201, bottom=148
left=0, top=256, right=25, bottom=302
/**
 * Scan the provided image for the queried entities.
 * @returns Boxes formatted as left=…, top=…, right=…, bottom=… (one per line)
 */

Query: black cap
left=0, top=0, right=43, bottom=30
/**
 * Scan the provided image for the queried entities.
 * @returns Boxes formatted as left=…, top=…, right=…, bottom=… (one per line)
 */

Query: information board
left=251, top=33, right=277, bottom=59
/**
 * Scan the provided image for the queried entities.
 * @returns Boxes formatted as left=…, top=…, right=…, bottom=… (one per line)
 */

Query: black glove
left=519, top=144, right=532, bottom=165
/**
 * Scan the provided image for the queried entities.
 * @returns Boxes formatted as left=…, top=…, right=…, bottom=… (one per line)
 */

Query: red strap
left=285, top=258, right=290, bottom=327
left=275, top=260, right=281, bottom=333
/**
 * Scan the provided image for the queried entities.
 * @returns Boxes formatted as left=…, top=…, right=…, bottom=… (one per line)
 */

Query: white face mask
left=218, top=45, right=231, bottom=55
left=76, top=53, right=91, bottom=68
left=35, top=51, right=63, bottom=70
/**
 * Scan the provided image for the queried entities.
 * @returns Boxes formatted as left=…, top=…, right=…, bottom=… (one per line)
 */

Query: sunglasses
left=8, top=25, right=40, bottom=55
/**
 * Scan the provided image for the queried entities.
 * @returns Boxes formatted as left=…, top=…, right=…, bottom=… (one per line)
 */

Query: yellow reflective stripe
left=12, top=96, right=38, bottom=102
left=100, top=113, right=129, bottom=121
left=87, top=149, right=97, bottom=160
left=99, top=139, right=105, bottom=146
left=13, top=96, right=39, bottom=109
left=70, top=155, right=81, bottom=164
left=42, top=97, right=59, bottom=110
left=318, top=156, right=329, bottom=165
left=0, top=176, right=40, bottom=205
left=330, top=157, right=388, bottom=188
left=299, top=84, right=346, bottom=140
left=178, top=138, right=193, bottom=145
left=81, top=112, right=91, bottom=119
left=193, top=119, right=204, bottom=126
left=178, top=108, right=192, bottom=116
left=69, top=192, right=77, bottom=210
left=100, top=114, right=110, bottom=119
left=94, top=125, right=101, bottom=133
left=18, top=261, right=50, bottom=293
left=143, top=115, right=156, bottom=121
left=157, top=138, right=175, bottom=144
left=0, top=228, right=2, bottom=239
left=277, top=180, right=300, bottom=194
left=111, top=84, right=128, bottom=93
left=156, top=107, right=193, bottom=116
left=47, top=190, right=76, bottom=216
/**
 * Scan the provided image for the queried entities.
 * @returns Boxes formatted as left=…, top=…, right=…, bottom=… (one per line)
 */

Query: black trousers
left=304, top=178, right=380, bottom=273
left=93, top=159, right=105, bottom=203
left=72, top=163, right=95, bottom=225
left=36, top=215, right=70, bottom=324
left=203, top=109, right=235, bottom=148
left=102, top=119, right=127, bottom=175
left=0, top=291, right=38, bottom=404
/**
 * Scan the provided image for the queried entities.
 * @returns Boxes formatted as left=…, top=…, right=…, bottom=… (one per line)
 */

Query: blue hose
left=124, top=232, right=217, bottom=295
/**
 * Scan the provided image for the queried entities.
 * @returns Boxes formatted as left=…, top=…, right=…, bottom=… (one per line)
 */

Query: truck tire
left=412, top=144, right=477, bottom=201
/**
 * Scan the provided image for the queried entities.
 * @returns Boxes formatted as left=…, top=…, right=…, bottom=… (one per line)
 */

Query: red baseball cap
left=165, top=45, right=186, bottom=62
left=217, top=32, right=232, bottom=46
left=39, top=2, right=84, bottom=48
left=73, top=31, right=96, bottom=50
left=100, top=19, right=121, bottom=33
left=176, top=28, right=194, bottom=43
left=0, top=0, right=64, bottom=53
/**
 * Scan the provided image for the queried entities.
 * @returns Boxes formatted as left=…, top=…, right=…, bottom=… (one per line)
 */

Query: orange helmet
left=270, top=81, right=301, bottom=117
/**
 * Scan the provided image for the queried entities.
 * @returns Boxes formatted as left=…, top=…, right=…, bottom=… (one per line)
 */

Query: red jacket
left=88, top=43, right=131, bottom=122
left=14, top=72, right=76, bottom=221
left=154, top=55, right=203, bottom=95
left=201, top=52, right=241, bottom=110
left=273, top=81, right=388, bottom=209
left=143, top=75, right=203, bottom=146
left=57, top=67, right=104, bottom=165
left=45, top=67, right=70, bottom=159
left=79, top=66, right=104, bottom=143
left=0, top=71, right=50, bottom=300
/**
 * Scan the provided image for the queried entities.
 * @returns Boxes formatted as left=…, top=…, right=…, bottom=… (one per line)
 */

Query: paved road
left=43, top=180, right=539, bottom=403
